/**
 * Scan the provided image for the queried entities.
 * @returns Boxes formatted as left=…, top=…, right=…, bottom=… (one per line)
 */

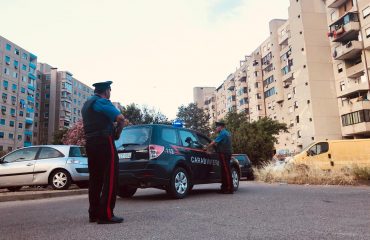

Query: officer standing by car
left=206, top=122, right=234, bottom=194
left=82, top=81, right=128, bottom=224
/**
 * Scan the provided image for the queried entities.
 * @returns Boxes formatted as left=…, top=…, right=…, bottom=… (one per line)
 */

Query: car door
left=0, top=147, right=40, bottom=187
left=178, top=130, right=209, bottom=183
left=196, top=133, right=221, bottom=182
left=33, top=147, right=66, bottom=184
left=306, top=142, right=330, bottom=170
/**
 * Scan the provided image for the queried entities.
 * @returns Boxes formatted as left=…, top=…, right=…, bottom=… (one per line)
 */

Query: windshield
left=115, top=127, right=151, bottom=148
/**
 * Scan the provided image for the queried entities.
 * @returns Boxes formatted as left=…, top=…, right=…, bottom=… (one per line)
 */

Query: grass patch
left=254, top=162, right=370, bottom=186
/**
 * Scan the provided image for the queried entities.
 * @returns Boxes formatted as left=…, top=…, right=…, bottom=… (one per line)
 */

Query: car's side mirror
left=306, top=151, right=310, bottom=156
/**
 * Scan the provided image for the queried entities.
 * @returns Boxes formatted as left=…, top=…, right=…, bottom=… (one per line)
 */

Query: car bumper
left=118, top=169, right=169, bottom=188
left=66, top=164, right=89, bottom=182
left=241, top=167, right=254, bottom=179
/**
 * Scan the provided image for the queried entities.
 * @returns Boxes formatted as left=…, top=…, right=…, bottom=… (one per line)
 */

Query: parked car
left=232, top=154, right=254, bottom=180
left=115, top=124, right=241, bottom=199
left=0, top=145, right=88, bottom=191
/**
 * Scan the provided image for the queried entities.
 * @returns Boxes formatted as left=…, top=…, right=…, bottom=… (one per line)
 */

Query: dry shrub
left=253, top=162, right=369, bottom=185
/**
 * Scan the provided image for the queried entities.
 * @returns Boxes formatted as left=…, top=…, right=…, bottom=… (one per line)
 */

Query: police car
left=115, top=123, right=240, bottom=199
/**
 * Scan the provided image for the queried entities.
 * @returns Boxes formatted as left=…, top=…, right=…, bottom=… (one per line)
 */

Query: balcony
left=24, top=141, right=32, bottom=147
left=282, top=71, right=294, bottom=83
left=24, top=130, right=33, bottom=136
left=342, top=121, right=370, bottom=136
left=29, top=62, right=36, bottom=70
left=26, top=108, right=34, bottom=113
left=327, top=0, right=347, bottom=8
left=329, top=13, right=360, bottom=43
left=226, top=80, right=235, bottom=91
left=278, top=31, right=290, bottom=45
left=28, top=72, right=36, bottom=80
left=346, top=62, right=365, bottom=78
left=30, top=53, right=37, bottom=62
left=25, top=118, right=34, bottom=125
left=338, top=81, right=369, bottom=98
left=341, top=100, right=370, bottom=114
left=28, top=84, right=35, bottom=91
left=27, top=96, right=35, bottom=102
left=333, top=41, right=362, bottom=60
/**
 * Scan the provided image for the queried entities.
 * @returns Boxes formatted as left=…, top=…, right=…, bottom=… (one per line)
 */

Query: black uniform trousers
left=86, top=135, right=119, bottom=220
left=219, top=153, right=234, bottom=193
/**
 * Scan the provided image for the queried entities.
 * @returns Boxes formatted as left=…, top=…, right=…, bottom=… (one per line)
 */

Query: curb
left=0, top=189, right=88, bottom=202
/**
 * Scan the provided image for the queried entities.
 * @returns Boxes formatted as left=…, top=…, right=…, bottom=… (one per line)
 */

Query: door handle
left=26, top=163, right=34, bottom=166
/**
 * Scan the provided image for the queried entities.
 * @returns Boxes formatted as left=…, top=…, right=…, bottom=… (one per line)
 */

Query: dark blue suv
left=115, top=124, right=240, bottom=199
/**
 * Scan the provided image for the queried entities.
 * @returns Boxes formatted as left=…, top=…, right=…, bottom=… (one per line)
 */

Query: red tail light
left=149, top=144, right=165, bottom=160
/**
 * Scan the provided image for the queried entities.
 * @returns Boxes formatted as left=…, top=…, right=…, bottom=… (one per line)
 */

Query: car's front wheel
left=117, top=185, right=137, bottom=198
left=49, top=169, right=72, bottom=190
left=231, top=167, right=240, bottom=191
left=167, top=167, right=190, bottom=199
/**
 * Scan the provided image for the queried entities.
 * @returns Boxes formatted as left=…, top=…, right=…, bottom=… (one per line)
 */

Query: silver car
left=0, top=145, right=89, bottom=191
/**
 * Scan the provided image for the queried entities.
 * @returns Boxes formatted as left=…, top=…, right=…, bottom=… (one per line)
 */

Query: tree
left=122, top=104, right=170, bottom=125
left=176, top=103, right=211, bottom=136
left=223, top=112, right=288, bottom=167
left=62, top=120, right=86, bottom=146
left=52, top=128, right=68, bottom=145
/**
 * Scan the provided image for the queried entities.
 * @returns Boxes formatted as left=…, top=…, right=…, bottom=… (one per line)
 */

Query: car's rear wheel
left=49, top=169, right=72, bottom=190
left=231, top=167, right=240, bottom=191
left=7, top=186, right=22, bottom=192
left=167, top=167, right=190, bottom=199
left=117, top=185, right=137, bottom=198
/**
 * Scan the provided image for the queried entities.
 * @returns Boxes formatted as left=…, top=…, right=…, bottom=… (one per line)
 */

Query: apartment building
left=324, top=0, right=370, bottom=138
left=195, top=0, right=347, bottom=154
left=37, top=63, right=93, bottom=144
left=0, top=36, right=38, bottom=152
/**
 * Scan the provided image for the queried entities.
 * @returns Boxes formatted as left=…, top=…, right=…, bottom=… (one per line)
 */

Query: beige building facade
left=195, top=0, right=353, bottom=154
left=0, top=35, right=38, bottom=152
left=37, top=63, right=93, bottom=144
left=324, top=0, right=370, bottom=138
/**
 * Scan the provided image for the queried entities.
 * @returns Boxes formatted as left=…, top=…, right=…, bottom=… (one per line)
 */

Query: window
left=22, top=53, right=28, bottom=60
left=116, top=127, right=151, bottom=148
left=18, top=123, right=23, bottom=129
left=4, top=68, right=9, bottom=75
left=264, top=87, right=275, bottom=98
left=0, top=132, right=4, bottom=139
left=366, top=27, right=370, bottom=38
left=19, top=111, right=24, bottom=117
left=9, top=133, right=14, bottom=139
left=337, top=63, right=343, bottom=73
left=0, top=119, right=4, bottom=125
left=3, top=148, right=39, bottom=163
left=69, top=147, right=86, bottom=157
left=12, top=72, right=18, bottom=79
left=179, top=130, right=200, bottom=149
left=196, top=134, right=211, bottom=147
left=307, top=142, right=329, bottom=156
left=161, top=128, right=178, bottom=145
left=18, top=135, right=22, bottom=140
left=38, top=147, right=64, bottom=159
left=331, top=11, right=338, bottom=22
left=9, top=121, right=14, bottom=127
left=14, top=48, right=20, bottom=55
left=5, top=43, right=11, bottom=51
left=12, top=84, right=17, bottom=91
left=5, top=56, right=10, bottom=64
left=22, top=64, right=27, bottom=71
left=14, top=60, right=19, bottom=69
left=363, top=6, right=370, bottom=19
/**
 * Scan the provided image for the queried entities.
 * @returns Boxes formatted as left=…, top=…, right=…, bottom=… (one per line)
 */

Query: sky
left=2, top=0, right=289, bottom=119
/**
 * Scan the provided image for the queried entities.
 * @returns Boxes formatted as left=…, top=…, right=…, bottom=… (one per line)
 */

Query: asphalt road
left=0, top=182, right=369, bottom=240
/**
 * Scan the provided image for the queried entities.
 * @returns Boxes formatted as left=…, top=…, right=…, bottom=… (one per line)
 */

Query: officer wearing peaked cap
left=82, top=81, right=128, bottom=224
left=205, top=121, right=234, bottom=194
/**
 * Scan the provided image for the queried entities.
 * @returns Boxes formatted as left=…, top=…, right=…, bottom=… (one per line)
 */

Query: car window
left=161, top=128, right=178, bottom=145
left=3, top=148, right=39, bottom=163
left=69, top=147, right=87, bottom=157
left=196, top=134, right=211, bottom=146
left=308, top=142, right=329, bottom=156
left=234, top=155, right=246, bottom=161
left=179, top=130, right=201, bottom=149
left=116, top=127, right=151, bottom=148
left=38, top=147, right=65, bottom=159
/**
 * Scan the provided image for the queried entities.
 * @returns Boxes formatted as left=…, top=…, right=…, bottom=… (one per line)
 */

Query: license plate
left=119, top=152, right=132, bottom=159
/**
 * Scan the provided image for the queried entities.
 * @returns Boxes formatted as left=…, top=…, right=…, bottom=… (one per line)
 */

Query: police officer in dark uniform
left=82, top=81, right=128, bottom=224
left=206, top=121, right=234, bottom=194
